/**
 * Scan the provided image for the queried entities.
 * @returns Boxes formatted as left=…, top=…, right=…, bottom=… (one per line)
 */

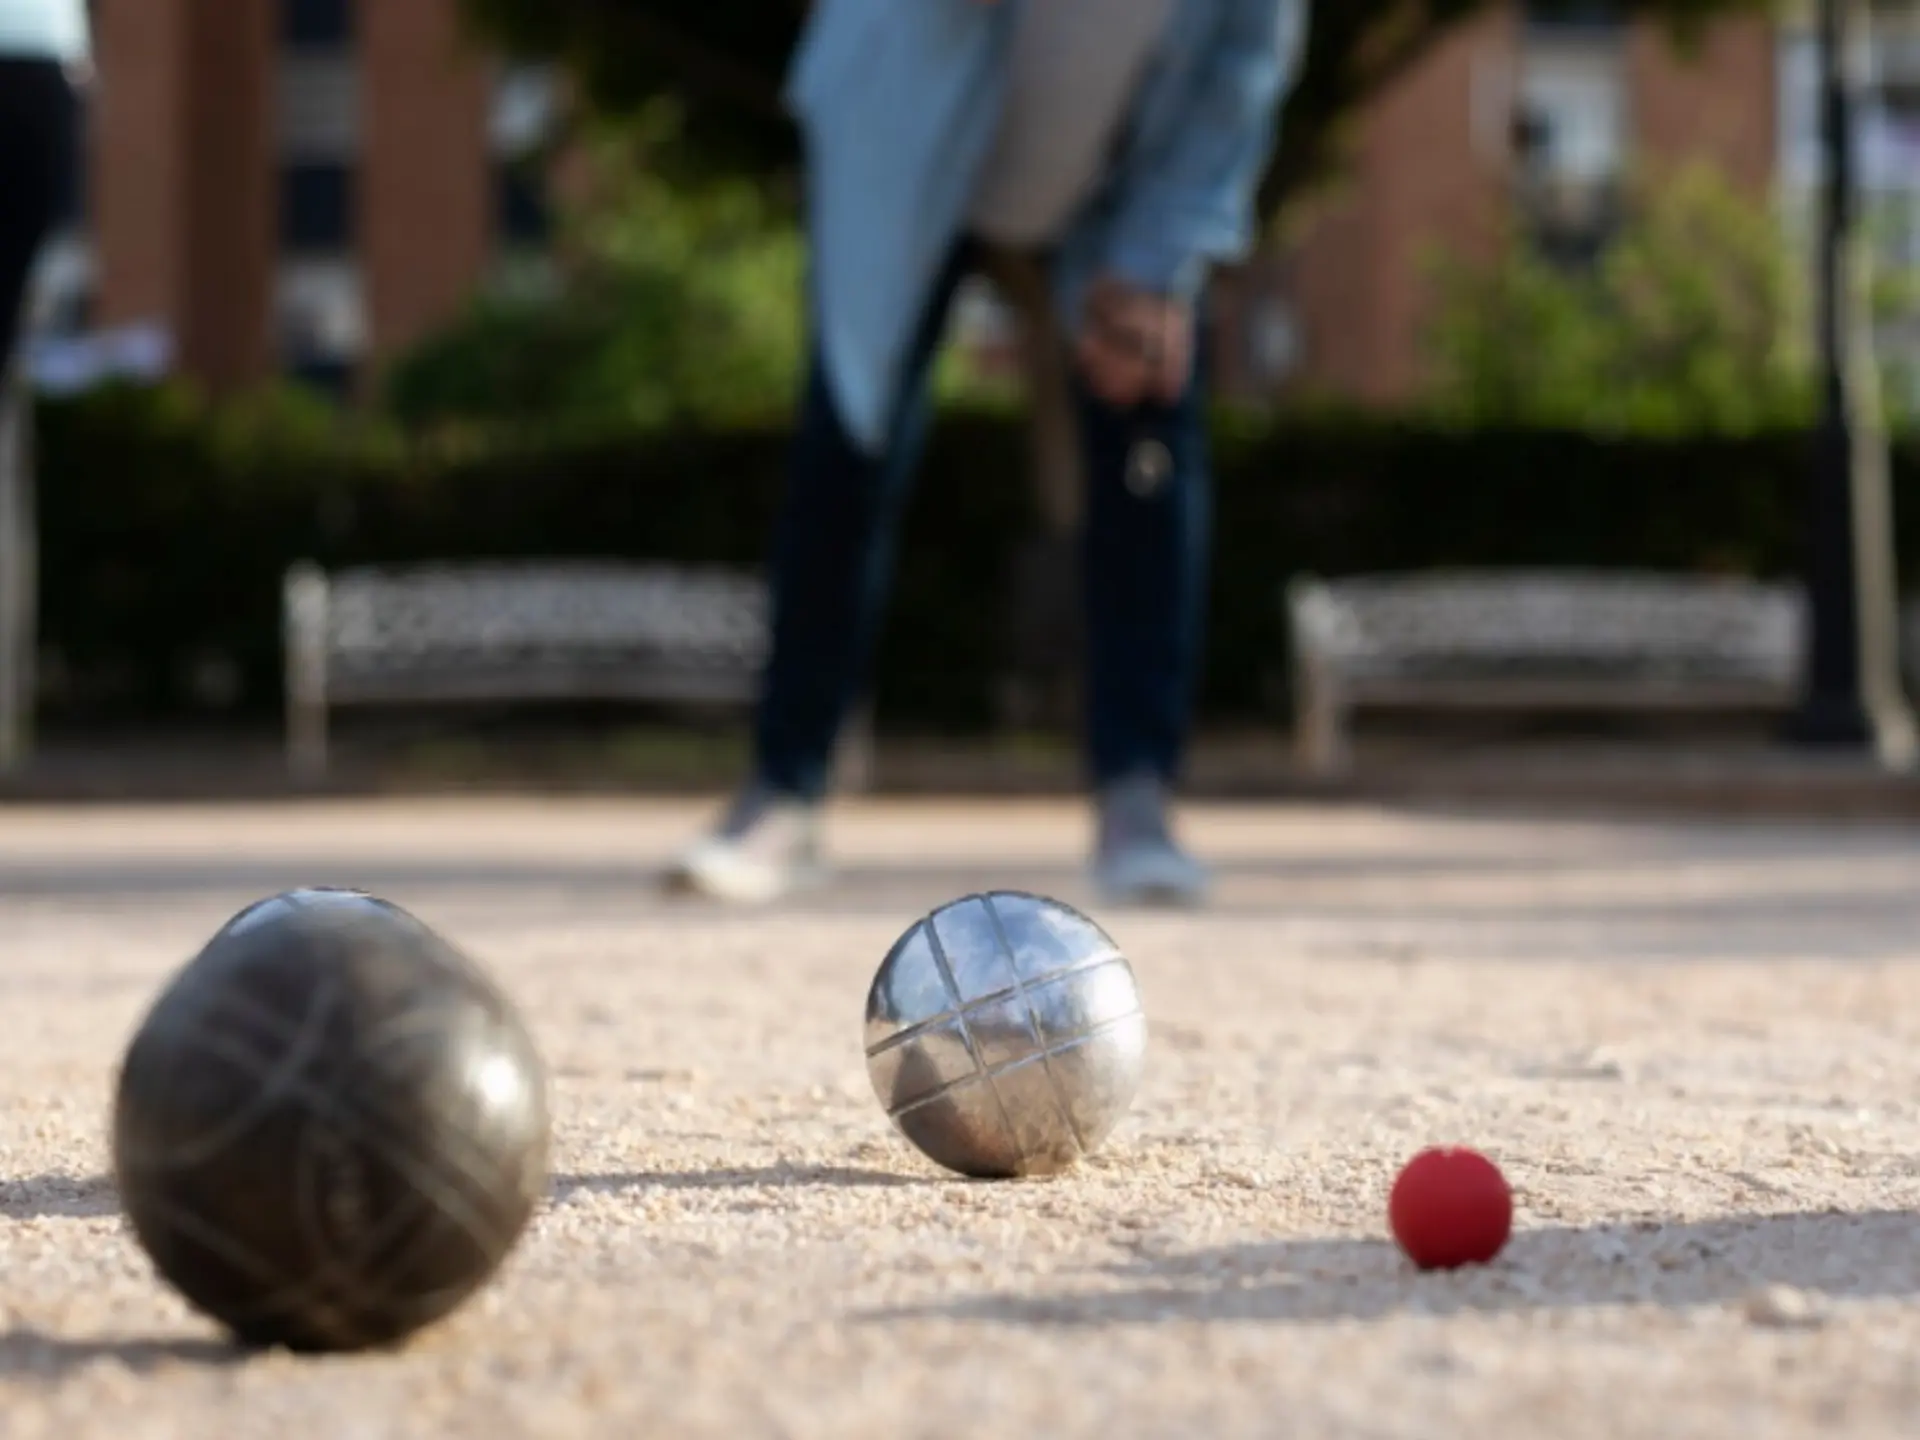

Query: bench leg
left=288, top=693, right=329, bottom=783
left=283, top=564, right=330, bottom=783
left=835, top=700, right=877, bottom=795
left=1295, top=663, right=1350, bottom=778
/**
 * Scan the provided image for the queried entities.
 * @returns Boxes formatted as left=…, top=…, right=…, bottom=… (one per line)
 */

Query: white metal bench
left=1284, top=570, right=1805, bottom=775
left=1896, top=599, right=1920, bottom=697
left=283, top=560, right=792, bottom=781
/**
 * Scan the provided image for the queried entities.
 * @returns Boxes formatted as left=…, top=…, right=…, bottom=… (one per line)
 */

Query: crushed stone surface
left=3, top=797, right=1920, bottom=1438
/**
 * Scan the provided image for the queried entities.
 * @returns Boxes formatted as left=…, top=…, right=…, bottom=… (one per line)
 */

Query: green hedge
left=29, top=383, right=1916, bottom=730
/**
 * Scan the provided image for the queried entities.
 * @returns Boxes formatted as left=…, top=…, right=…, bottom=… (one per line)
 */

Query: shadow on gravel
left=1, top=1163, right=925, bottom=1214
left=0, top=1174, right=119, bottom=1219
left=867, top=1210, right=1920, bottom=1326
left=551, top=1163, right=919, bottom=1201
left=0, top=1327, right=239, bottom=1379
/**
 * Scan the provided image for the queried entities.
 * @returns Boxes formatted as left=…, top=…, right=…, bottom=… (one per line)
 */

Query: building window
left=280, top=162, right=355, bottom=254
left=281, top=0, right=352, bottom=50
left=1248, top=296, right=1302, bottom=388
left=276, top=258, right=365, bottom=398
left=276, top=0, right=359, bottom=386
left=496, top=162, right=552, bottom=247
left=1524, top=1, right=1625, bottom=32
left=23, top=237, right=92, bottom=341
left=1514, top=6, right=1628, bottom=266
left=24, top=86, right=92, bottom=353
left=279, top=53, right=360, bottom=161
left=491, top=67, right=560, bottom=253
left=54, top=93, right=87, bottom=230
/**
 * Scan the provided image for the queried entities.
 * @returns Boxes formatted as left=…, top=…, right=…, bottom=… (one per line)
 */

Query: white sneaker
left=1092, top=773, right=1210, bottom=908
left=664, top=785, right=825, bottom=903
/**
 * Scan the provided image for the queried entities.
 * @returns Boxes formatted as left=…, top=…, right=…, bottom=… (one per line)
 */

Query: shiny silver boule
left=864, top=891, right=1146, bottom=1178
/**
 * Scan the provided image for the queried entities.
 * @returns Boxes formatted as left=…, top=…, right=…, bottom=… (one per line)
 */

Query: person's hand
left=1075, top=276, right=1193, bottom=408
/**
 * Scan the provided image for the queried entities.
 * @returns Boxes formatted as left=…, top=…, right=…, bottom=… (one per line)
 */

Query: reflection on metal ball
left=864, top=891, right=1146, bottom=1179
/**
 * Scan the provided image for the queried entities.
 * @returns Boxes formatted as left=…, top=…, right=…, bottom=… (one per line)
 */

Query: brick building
left=21, top=1, right=1920, bottom=407
left=29, top=0, right=552, bottom=395
left=1215, top=0, right=1920, bottom=404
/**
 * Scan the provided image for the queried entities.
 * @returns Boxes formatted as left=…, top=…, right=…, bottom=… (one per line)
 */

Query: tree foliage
left=383, top=114, right=805, bottom=438
left=1423, top=165, right=1818, bottom=433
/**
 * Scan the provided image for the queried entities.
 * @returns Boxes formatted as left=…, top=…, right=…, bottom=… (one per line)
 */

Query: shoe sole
left=661, top=860, right=827, bottom=905
left=1098, top=882, right=1209, bottom=909
left=1094, top=863, right=1211, bottom=909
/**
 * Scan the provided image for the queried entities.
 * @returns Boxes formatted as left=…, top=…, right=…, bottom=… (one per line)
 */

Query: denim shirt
left=785, top=0, right=1306, bottom=455
left=0, top=0, right=90, bottom=63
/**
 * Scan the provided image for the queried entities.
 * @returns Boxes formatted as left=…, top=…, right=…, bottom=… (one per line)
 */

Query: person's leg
left=1076, top=310, right=1213, bottom=903
left=0, top=60, right=78, bottom=374
left=668, top=240, right=976, bottom=900
left=752, top=252, right=971, bottom=800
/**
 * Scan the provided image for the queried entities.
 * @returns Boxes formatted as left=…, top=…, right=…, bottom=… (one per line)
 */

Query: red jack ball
left=1389, top=1146, right=1512, bottom=1270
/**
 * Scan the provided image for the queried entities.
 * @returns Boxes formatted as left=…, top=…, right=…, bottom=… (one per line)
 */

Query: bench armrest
left=283, top=562, right=331, bottom=780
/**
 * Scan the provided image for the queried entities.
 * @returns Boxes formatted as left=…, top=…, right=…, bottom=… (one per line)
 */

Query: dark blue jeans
left=754, top=239, right=1211, bottom=799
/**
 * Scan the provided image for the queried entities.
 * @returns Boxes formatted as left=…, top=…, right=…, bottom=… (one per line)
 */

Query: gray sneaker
left=664, top=783, right=825, bottom=903
left=1092, top=772, right=1210, bottom=907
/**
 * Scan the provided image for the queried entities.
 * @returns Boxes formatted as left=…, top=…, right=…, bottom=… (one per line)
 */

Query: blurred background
left=5, top=0, right=1920, bottom=803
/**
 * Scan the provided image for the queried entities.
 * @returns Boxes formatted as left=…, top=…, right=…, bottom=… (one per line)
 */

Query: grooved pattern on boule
left=864, top=891, right=1145, bottom=1179
left=111, top=888, right=551, bottom=1352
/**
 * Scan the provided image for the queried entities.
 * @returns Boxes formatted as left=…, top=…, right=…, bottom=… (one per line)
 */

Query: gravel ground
left=4, top=796, right=1920, bottom=1439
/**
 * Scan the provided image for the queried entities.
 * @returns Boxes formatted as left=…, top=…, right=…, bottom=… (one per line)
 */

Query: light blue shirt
left=0, top=0, right=89, bottom=63
left=786, top=0, right=1306, bottom=455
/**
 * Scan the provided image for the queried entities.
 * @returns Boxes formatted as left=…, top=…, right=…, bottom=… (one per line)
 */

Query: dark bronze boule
left=112, top=888, right=550, bottom=1352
